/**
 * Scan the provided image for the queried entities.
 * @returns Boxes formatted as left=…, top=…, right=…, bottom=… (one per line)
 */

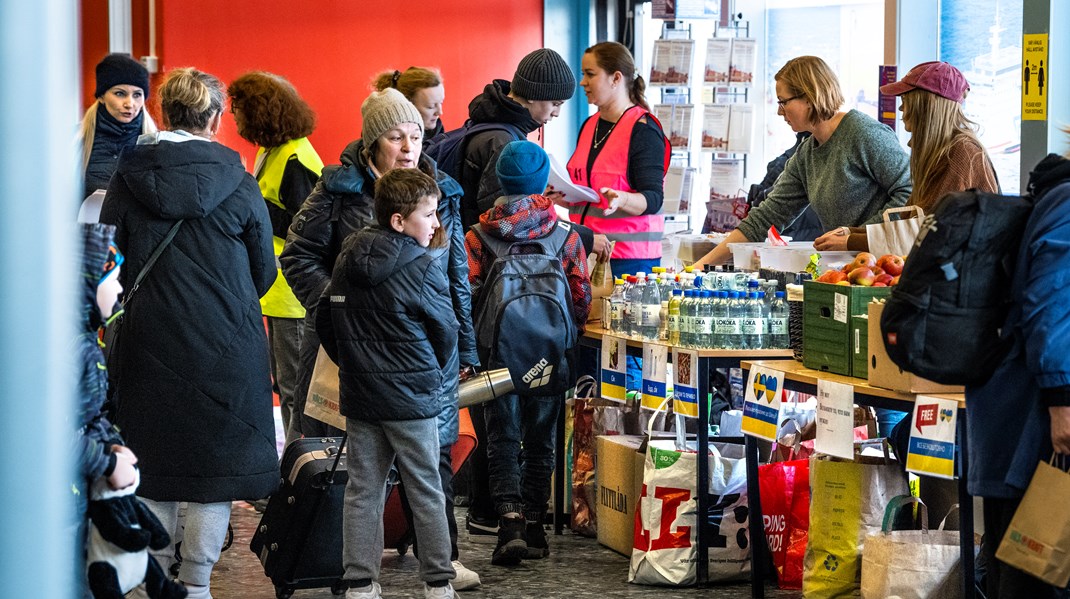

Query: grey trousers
left=343, top=417, right=454, bottom=586
left=140, top=499, right=232, bottom=587
left=266, top=316, right=305, bottom=448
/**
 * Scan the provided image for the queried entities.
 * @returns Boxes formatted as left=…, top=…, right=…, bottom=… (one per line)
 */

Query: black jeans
left=485, top=393, right=561, bottom=521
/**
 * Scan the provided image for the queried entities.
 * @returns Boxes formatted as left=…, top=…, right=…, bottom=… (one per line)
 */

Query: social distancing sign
left=1022, top=33, right=1048, bottom=121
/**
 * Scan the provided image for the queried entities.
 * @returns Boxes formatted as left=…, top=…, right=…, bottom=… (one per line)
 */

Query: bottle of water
left=726, top=291, right=745, bottom=349
left=769, top=291, right=790, bottom=349
left=658, top=272, right=672, bottom=340
left=623, top=275, right=641, bottom=337
left=608, top=278, right=626, bottom=333
left=758, top=291, right=771, bottom=338
left=711, top=290, right=728, bottom=349
left=668, top=289, right=682, bottom=346
left=639, top=271, right=661, bottom=341
left=695, top=290, right=715, bottom=348
left=682, top=289, right=696, bottom=347
left=741, top=291, right=765, bottom=349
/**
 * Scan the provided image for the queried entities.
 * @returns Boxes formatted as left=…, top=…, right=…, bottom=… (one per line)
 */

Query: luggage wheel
left=274, top=584, right=294, bottom=599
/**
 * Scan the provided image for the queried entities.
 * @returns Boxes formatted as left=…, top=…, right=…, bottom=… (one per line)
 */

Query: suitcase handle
left=326, top=434, right=347, bottom=485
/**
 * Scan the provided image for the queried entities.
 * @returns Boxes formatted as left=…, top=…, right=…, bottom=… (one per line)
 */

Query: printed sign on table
left=906, top=396, right=959, bottom=479
left=742, top=366, right=784, bottom=441
left=640, top=343, right=669, bottom=411
left=815, top=379, right=855, bottom=459
left=600, top=335, right=627, bottom=403
left=672, top=348, right=699, bottom=418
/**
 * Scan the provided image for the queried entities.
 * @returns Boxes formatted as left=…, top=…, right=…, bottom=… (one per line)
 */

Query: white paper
left=640, top=343, right=669, bottom=411
left=702, top=104, right=731, bottom=151
left=728, top=38, right=757, bottom=86
left=815, top=379, right=855, bottom=459
left=704, top=38, right=732, bottom=84
left=546, top=153, right=599, bottom=204
left=727, top=104, right=755, bottom=153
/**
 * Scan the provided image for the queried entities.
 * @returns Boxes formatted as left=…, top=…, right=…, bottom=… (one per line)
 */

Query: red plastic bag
left=758, top=458, right=810, bottom=589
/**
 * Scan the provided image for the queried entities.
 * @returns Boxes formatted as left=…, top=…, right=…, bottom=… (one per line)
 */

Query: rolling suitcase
left=250, top=436, right=350, bottom=599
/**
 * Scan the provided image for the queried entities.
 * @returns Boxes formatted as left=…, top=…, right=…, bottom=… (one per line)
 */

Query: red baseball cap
left=880, top=61, right=970, bottom=103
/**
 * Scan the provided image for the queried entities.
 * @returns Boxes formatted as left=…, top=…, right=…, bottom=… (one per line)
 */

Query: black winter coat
left=316, top=226, right=459, bottom=422
left=84, top=109, right=143, bottom=197
left=100, top=133, right=278, bottom=503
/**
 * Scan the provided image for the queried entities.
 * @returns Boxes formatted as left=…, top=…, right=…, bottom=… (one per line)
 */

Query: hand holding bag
left=866, top=205, right=924, bottom=257
left=995, top=454, right=1070, bottom=587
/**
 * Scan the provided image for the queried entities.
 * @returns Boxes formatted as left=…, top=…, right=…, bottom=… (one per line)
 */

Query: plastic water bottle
left=711, top=290, right=728, bottom=349
left=769, top=291, right=789, bottom=349
left=681, top=290, right=696, bottom=347
left=695, top=290, right=715, bottom=348
left=623, top=275, right=641, bottom=336
left=741, top=292, right=765, bottom=349
left=758, top=291, right=771, bottom=337
left=639, top=272, right=661, bottom=340
left=668, top=289, right=682, bottom=345
left=726, top=291, right=745, bottom=349
left=608, top=278, right=626, bottom=333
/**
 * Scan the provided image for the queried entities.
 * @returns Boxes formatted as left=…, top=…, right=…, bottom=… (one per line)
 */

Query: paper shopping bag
left=867, top=205, right=924, bottom=257
left=303, top=346, right=345, bottom=430
left=996, top=456, right=1070, bottom=587
left=758, top=458, right=810, bottom=589
left=587, top=242, right=615, bottom=325
left=802, top=455, right=909, bottom=598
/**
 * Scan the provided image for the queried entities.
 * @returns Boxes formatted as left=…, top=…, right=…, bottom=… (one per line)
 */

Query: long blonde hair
left=901, top=89, right=988, bottom=209
left=79, top=101, right=158, bottom=182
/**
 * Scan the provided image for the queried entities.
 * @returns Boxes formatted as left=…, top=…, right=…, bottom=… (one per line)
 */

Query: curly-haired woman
left=228, top=71, right=324, bottom=445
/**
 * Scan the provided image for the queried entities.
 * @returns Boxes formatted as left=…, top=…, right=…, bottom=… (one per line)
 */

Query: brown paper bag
left=586, top=241, right=615, bottom=325
left=866, top=206, right=924, bottom=257
left=995, top=456, right=1070, bottom=587
left=303, top=345, right=346, bottom=430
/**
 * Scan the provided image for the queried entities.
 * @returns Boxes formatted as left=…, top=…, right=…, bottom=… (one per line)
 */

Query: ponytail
left=630, top=75, right=649, bottom=111
left=159, top=67, right=225, bottom=132
left=370, top=67, right=442, bottom=102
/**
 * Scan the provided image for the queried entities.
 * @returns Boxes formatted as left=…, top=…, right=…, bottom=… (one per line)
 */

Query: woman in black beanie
left=78, top=53, right=158, bottom=199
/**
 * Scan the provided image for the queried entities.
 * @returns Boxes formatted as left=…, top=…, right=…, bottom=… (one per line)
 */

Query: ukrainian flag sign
left=906, top=395, right=958, bottom=479
left=640, top=343, right=669, bottom=411
left=600, top=335, right=627, bottom=403
left=672, top=348, right=699, bottom=418
left=742, top=366, right=784, bottom=441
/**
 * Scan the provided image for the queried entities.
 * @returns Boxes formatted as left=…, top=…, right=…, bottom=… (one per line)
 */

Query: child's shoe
left=345, top=582, right=382, bottom=599
left=490, top=516, right=527, bottom=566
left=523, top=521, right=550, bottom=559
left=424, top=582, right=456, bottom=599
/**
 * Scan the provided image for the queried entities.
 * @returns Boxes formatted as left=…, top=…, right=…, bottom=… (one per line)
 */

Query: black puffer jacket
left=84, top=108, right=143, bottom=197
left=460, top=80, right=542, bottom=228
left=100, top=133, right=278, bottom=503
left=281, top=140, right=474, bottom=443
left=317, top=226, right=459, bottom=422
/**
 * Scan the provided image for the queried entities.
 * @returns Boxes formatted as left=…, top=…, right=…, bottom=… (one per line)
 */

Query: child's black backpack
left=424, top=121, right=524, bottom=181
left=880, top=190, right=1033, bottom=386
left=471, top=221, right=578, bottom=396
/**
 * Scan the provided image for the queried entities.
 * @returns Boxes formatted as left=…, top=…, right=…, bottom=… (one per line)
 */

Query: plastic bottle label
left=741, top=317, right=766, bottom=335
left=717, top=318, right=741, bottom=335
left=611, top=304, right=623, bottom=320
left=696, top=316, right=714, bottom=335
left=770, top=317, right=788, bottom=335
left=667, top=314, right=679, bottom=331
left=641, top=305, right=661, bottom=327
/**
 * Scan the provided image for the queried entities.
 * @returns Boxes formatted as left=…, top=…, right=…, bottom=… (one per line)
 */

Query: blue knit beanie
left=495, top=141, right=550, bottom=197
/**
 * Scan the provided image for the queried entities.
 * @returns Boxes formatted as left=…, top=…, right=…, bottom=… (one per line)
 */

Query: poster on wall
left=654, top=104, right=693, bottom=149
left=702, top=104, right=730, bottom=151
left=729, top=39, right=757, bottom=86
left=705, top=38, right=732, bottom=84
left=878, top=65, right=898, bottom=130
left=727, top=104, right=755, bottom=153
left=650, top=39, right=693, bottom=85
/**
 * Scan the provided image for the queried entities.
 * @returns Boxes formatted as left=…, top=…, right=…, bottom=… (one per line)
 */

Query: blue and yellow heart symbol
left=939, top=408, right=954, bottom=422
left=752, top=373, right=779, bottom=404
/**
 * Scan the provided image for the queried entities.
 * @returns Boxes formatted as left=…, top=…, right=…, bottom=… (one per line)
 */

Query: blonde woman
left=373, top=67, right=446, bottom=145
left=693, top=56, right=911, bottom=268
left=79, top=53, right=157, bottom=198
left=814, top=61, right=998, bottom=251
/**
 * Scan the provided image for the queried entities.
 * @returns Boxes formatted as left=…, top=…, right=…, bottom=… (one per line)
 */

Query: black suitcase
left=250, top=436, right=349, bottom=599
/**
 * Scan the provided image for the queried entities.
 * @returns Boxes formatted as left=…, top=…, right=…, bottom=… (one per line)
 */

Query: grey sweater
left=738, top=109, right=911, bottom=241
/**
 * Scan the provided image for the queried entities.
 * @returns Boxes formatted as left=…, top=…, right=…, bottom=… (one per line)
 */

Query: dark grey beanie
left=511, top=48, right=576, bottom=101
left=94, top=53, right=150, bottom=99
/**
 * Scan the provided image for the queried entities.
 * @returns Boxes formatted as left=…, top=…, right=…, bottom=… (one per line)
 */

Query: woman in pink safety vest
left=559, top=41, right=670, bottom=276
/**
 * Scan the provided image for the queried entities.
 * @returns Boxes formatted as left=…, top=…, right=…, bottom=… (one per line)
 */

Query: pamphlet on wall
left=662, top=166, right=695, bottom=215
left=727, top=104, right=755, bottom=153
left=705, top=38, right=732, bottom=84
left=650, top=39, right=693, bottom=85
left=546, top=153, right=599, bottom=204
left=709, top=159, right=744, bottom=200
left=702, top=104, right=731, bottom=151
left=654, top=104, right=693, bottom=149
left=729, top=38, right=757, bottom=86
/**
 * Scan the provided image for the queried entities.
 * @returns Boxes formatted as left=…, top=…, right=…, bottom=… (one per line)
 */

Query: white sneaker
left=451, top=560, right=481, bottom=591
left=346, top=582, right=383, bottom=599
left=424, top=582, right=456, bottom=599
left=183, top=584, right=212, bottom=599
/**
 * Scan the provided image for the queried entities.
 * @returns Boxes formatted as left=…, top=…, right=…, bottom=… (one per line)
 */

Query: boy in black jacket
left=317, top=169, right=459, bottom=599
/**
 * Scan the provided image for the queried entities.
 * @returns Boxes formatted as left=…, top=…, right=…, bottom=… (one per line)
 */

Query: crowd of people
left=73, top=41, right=1069, bottom=599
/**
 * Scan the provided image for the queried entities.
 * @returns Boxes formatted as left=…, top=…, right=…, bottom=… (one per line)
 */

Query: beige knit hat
left=361, top=88, right=424, bottom=143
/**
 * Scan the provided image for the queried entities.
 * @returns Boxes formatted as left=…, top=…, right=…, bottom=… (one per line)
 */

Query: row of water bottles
left=606, top=271, right=789, bottom=349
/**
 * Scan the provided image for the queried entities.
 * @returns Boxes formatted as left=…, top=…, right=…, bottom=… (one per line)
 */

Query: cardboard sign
left=742, top=366, right=784, bottom=441
left=641, top=343, right=669, bottom=411
left=672, top=348, right=699, bottom=419
left=905, top=396, right=959, bottom=479
left=815, top=379, right=856, bottom=459
left=600, top=335, right=627, bottom=403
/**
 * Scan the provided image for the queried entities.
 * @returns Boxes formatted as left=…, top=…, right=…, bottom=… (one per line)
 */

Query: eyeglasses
left=776, top=94, right=803, bottom=108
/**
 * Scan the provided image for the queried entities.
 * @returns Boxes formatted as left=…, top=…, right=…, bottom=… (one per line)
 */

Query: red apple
left=874, top=273, right=894, bottom=286
left=848, top=266, right=875, bottom=286
left=890, top=275, right=900, bottom=286
left=827, top=271, right=848, bottom=284
left=849, top=252, right=877, bottom=271
left=876, top=254, right=905, bottom=277
left=872, top=282, right=888, bottom=287
left=835, top=280, right=850, bottom=286
left=872, top=266, right=885, bottom=277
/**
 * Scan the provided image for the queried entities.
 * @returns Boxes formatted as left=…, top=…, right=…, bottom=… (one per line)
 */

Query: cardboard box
left=595, top=434, right=645, bottom=556
left=802, top=281, right=891, bottom=377
left=867, top=302, right=965, bottom=394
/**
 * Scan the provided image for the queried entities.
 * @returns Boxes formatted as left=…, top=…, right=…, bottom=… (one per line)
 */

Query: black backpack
left=424, top=120, right=524, bottom=181
left=880, top=190, right=1033, bottom=386
left=471, top=221, right=578, bottom=395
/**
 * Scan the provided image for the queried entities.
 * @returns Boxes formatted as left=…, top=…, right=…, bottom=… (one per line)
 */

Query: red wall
left=81, top=0, right=544, bottom=168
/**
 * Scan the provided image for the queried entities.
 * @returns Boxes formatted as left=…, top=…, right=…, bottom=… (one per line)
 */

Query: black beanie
left=511, top=48, right=576, bottom=102
left=94, top=53, right=150, bottom=99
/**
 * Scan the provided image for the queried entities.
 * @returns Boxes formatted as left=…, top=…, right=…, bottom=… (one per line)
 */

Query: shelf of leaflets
left=739, top=360, right=974, bottom=599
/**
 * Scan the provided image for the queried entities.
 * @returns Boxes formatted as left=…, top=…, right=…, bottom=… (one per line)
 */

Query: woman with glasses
left=693, top=55, right=911, bottom=267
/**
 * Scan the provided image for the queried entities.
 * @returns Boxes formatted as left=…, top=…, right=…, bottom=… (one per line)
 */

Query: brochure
left=546, top=153, right=599, bottom=204
left=727, top=104, right=755, bottom=153
left=729, top=39, right=757, bottom=86
left=701, top=104, right=731, bottom=150
left=704, top=38, right=732, bottom=84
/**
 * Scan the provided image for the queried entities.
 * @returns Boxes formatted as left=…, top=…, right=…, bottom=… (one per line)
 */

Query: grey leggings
left=140, top=499, right=232, bottom=587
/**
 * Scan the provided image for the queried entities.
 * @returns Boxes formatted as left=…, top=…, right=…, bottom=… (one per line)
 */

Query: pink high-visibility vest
left=566, top=106, right=669, bottom=261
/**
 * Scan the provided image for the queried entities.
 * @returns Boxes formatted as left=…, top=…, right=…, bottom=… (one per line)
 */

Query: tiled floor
left=210, top=502, right=804, bottom=599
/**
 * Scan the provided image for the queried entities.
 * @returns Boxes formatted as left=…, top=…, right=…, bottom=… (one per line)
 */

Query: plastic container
left=758, top=242, right=856, bottom=273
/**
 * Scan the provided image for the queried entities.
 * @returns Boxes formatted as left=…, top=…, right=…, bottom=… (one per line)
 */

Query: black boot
left=490, top=516, right=527, bottom=566
left=523, top=521, right=549, bottom=559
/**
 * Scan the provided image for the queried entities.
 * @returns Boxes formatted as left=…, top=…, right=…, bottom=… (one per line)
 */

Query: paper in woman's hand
left=547, top=153, right=600, bottom=204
